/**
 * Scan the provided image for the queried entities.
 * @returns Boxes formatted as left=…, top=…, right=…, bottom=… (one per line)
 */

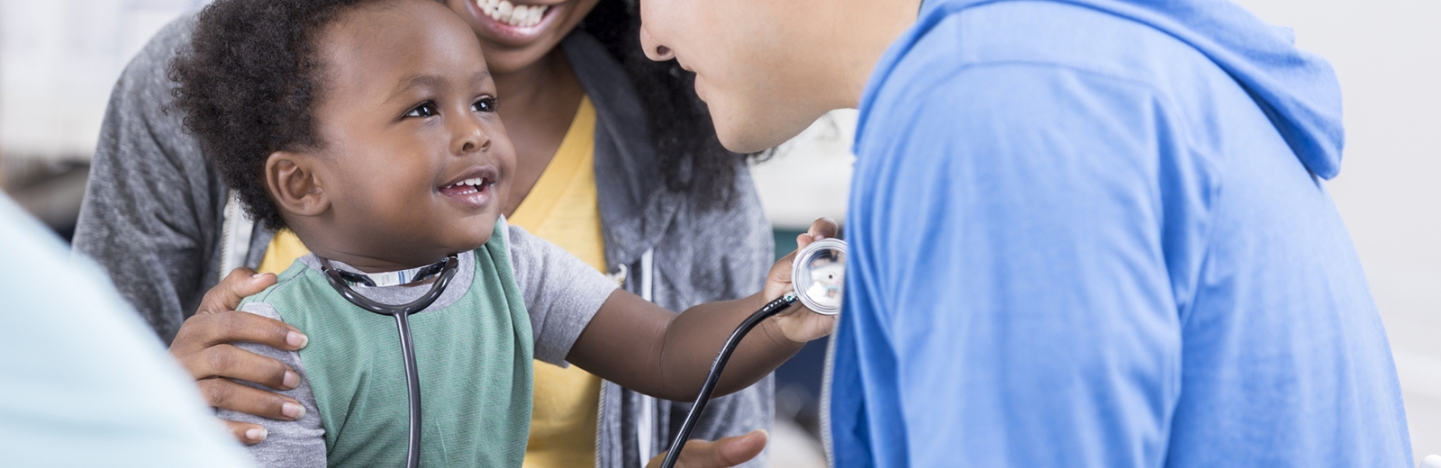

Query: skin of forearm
left=568, top=290, right=806, bottom=402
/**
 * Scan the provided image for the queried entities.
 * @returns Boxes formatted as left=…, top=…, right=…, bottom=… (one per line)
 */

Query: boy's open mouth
left=438, top=167, right=500, bottom=208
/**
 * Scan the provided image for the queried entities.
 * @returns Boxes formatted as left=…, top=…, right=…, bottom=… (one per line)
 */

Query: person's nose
left=639, top=26, right=674, bottom=62
left=452, top=112, right=492, bottom=155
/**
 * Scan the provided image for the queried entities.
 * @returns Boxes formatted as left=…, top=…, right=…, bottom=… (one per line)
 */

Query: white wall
left=0, top=0, right=202, bottom=159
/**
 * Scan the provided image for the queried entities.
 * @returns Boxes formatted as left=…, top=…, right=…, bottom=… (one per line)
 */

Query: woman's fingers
left=198, top=268, right=276, bottom=316
left=223, top=419, right=270, bottom=445
left=173, top=309, right=307, bottom=353
left=182, top=343, right=299, bottom=390
left=199, top=377, right=306, bottom=421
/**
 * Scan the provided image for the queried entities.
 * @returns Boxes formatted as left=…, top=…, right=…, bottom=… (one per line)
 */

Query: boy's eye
left=405, top=102, right=438, bottom=118
left=473, top=97, right=498, bottom=113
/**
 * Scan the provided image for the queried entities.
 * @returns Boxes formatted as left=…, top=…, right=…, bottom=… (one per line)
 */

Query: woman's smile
left=465, top=0, right=567, bottom=45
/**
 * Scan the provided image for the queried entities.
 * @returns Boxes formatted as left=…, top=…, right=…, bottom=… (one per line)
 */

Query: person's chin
left=715, top=115, right=791, bottom=154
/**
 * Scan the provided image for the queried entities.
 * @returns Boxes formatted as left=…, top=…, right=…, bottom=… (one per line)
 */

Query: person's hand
left=645, top=430, right=768, bottom=468
left=168, top=268, right=309, bottom=445
left=765, top=217, right=841, bottom=344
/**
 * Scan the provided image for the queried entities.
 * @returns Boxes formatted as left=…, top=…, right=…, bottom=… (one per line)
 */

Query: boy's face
left=295, top=0, right=515, bottom=269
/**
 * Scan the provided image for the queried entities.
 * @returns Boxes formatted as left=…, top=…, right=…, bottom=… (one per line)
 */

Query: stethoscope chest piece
left=792, top=238, right=846, bottom=315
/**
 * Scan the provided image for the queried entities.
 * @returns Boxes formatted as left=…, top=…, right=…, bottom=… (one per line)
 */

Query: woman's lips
left=468, top=0, right=564, bottom=45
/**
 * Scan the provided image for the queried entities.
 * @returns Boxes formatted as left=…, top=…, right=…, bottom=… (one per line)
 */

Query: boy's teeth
left=477, top=0, right=548, bottom=27
left=444, top=178, right=488, bottom=189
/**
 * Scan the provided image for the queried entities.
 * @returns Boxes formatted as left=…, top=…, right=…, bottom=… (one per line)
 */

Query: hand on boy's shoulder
left=169, top=268, right=311, bottom=445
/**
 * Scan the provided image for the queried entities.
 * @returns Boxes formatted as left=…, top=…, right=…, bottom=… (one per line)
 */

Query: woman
left=72, top=0, right=775, bottom=466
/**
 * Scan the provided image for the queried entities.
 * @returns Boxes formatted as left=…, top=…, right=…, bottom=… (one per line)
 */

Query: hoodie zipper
left=820, top=321, right=839, bottom=467
left=218, top=192, right=254, bottom=281
left=635, top=248, right=656, bottom=467
left=598, top=249, right=657, bottom=468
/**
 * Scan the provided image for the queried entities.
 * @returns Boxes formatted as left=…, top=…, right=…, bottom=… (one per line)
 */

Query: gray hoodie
left=73, top=15, right=775, bottom=468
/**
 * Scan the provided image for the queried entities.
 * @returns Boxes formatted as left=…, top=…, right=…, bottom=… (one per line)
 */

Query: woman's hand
left=167, top=268, right=309, bottom=444
left=765, top=217, right=841, bottom=344
left=645, top=430, right=768, bottom=468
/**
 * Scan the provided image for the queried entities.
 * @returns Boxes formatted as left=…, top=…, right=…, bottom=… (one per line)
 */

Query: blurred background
left=0, top=0, right=1435, bottom=465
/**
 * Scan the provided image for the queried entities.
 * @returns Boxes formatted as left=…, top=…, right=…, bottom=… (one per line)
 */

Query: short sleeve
left=220, top=302, right=328, bottom=467
left=506, top=224, right=619, bottom=365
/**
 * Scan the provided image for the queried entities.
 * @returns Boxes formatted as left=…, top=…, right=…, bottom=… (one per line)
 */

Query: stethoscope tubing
left=392, top=311, right=422, bottom=468
left=658, top=292, right=799, bottom=468
left=321, top=255, right=459, bottom=468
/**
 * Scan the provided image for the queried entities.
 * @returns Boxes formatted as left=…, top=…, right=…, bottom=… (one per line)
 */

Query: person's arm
left=843, top=64, right=1198, bottom=466
left=658, top=168, right=777, bottom=467
left=71, top=15, right=223, bottom=344
left=566, top=219, right=838, bottom=401
left=0, top=196, right=251, bottom=468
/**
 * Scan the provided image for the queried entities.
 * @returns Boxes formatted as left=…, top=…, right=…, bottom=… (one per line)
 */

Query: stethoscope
left=319, top=254, right=460, bottom=468
left=318, top=239, right=847, bottom=468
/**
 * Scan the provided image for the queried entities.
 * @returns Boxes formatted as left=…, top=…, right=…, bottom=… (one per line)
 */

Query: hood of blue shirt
left=921, top=0, right=1346, bottom=179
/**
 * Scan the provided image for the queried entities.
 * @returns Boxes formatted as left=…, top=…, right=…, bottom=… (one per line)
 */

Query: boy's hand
left=764, top=217, right=841, bottom=344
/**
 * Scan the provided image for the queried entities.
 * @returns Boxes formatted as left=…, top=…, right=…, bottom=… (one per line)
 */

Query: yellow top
left=255, top=95, right=605, bottom=468
left=511, top=96, right=605, bottom=468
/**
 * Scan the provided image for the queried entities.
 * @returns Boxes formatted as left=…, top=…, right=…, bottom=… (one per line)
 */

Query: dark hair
left=578, top=0, right=761, bottom=211
left=171, top=0, right=754, bottom=231
left=169, top=0, right=385, bottom=229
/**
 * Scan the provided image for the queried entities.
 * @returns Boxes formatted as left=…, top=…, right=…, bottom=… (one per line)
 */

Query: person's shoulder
left=240, top=259, right=323, bottom=310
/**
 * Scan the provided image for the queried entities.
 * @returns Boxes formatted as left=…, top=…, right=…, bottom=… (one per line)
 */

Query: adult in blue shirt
left=639, top=0, right=1412, bottom=466
left=0, top=194, right=251, bottom=467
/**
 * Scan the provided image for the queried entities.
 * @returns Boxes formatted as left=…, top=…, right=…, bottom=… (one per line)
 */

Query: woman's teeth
left=477, top=0, right=548, bottom=27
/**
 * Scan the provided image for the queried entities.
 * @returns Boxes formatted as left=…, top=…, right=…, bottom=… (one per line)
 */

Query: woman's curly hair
left=169, top=0, right=384, bottom=230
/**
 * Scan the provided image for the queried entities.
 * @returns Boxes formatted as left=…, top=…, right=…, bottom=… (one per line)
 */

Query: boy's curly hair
left=169, top=0, right=384, bottom=230
left=171, top=0, right=754, bottom=231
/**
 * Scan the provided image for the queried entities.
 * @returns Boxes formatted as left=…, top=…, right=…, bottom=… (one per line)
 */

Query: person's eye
left=473, top=96, right=498, bottom=113
left=404, top=102, right=438, bottom=118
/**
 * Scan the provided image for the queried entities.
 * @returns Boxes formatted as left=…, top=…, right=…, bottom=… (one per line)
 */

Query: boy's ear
left=265, top=150, right=330, bottom=219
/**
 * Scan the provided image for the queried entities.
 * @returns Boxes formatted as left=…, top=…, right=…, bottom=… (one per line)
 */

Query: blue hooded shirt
left=830, top=0, right=1413, bottom=466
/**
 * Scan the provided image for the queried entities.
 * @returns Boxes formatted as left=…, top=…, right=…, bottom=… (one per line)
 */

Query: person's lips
left=438, top=166, right=501, bottom=208
left=468, top=0, right=565, bottom=44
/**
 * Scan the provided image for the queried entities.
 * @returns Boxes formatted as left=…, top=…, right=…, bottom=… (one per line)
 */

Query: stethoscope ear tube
left=658, top=292, right=798, bottom=468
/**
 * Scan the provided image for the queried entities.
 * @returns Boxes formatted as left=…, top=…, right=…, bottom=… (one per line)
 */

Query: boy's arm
left=566, top=220, right=838, bottom=401
left=217, top=302, right=327, bottom=467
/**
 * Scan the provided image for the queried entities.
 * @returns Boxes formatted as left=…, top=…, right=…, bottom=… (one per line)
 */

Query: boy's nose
left=454, top=118, right=491, bottom=155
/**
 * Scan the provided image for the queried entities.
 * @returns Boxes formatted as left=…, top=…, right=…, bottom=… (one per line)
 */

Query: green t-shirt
left=241, top=222, right=532, bottom=467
